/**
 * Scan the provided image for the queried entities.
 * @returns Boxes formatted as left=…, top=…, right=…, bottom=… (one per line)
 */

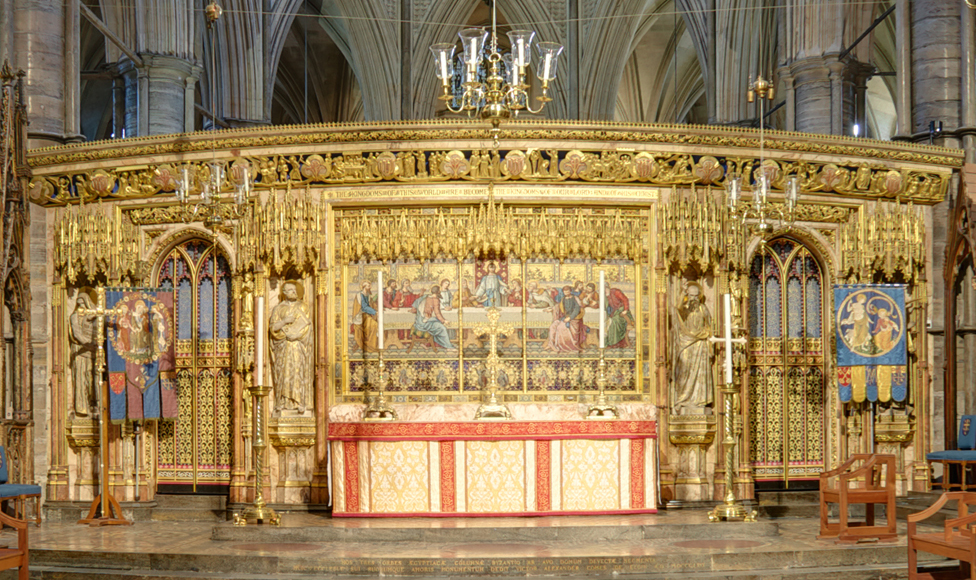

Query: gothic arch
left=147, top=228, right=236, bottom=279
left=617, top=0, right=704, bottom=123
left=745, top=233, right=832, bottom=486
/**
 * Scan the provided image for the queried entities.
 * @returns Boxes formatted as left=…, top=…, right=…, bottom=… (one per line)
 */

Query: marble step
left=16, top=563, right=920, bottom=580
left=151, top=494, right=229, bottom=522
left=23, top=542, right=927, bottom=579
left=211, top=518, right=782, bottom=544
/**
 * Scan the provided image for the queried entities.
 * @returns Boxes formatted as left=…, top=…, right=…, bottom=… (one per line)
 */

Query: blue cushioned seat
left=0, top=485, right=40, bottom=499
left=0, top=447, right=40, bottom=523
left=927, top=415, right=976, bottom=491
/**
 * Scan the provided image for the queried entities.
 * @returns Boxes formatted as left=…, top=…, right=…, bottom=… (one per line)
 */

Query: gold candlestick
left=708, top=381, right=757, bottom=522
left=363, top=349, right=397, bottom=421
left=235, top=384, right=280, bottom=526
left=587, top=347, right=618, bottom=419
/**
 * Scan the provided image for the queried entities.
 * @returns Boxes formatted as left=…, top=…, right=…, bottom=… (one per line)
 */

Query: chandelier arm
left=523, top=96, right=547, bottom=115
left=443, top=99, right=466, bottom=114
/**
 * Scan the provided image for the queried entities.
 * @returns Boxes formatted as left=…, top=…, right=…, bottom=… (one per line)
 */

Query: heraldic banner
left=106, top=289, right=177, bottom=422
left=834, top=284, right=907, bottom=404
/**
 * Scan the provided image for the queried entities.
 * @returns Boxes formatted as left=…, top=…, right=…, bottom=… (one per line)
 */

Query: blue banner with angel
left=833, top=284, right=907, bottom=403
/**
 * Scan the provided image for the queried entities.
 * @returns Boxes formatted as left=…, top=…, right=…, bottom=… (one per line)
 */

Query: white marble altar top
left=329, top=402, right=656, bottom=423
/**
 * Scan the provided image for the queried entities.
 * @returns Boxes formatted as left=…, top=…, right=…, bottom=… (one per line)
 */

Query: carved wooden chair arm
left=909, top=491, right=971, bottom=523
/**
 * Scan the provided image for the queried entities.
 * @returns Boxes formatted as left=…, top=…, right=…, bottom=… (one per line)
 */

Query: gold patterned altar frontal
left=329, top=420, right=656, bottom=517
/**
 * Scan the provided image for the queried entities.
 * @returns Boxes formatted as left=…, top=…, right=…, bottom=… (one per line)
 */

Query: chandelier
left=174, top=1, right=252, bottom=230
left=175, top=161, right=251, bottom=229
left=725, top=74, right=799, bottom=239
left=429, top=0, right=563, bottom=131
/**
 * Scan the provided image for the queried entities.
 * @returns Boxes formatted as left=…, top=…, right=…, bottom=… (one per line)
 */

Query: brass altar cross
left=471, top=307, right=515, bottom=420
left=76, top=287, right=132, bottom=526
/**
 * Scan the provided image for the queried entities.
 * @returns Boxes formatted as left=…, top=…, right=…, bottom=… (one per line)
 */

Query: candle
left=542, top=55, right=552, bottom=80
left=599, top=271, right=606, bottom=348
left=255, top=295, right=265, bottom=387
left=377, top=271, right=384, bottom=351
left=723, top=293, right=733, bottom=385
left=439, top=54, right=449, bottom=80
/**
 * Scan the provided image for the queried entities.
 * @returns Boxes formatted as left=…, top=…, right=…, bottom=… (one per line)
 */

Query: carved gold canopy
left=28, top=121, right=960, bottom=208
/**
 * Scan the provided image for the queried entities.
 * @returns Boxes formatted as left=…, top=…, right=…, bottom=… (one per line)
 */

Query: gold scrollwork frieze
left=27, top=122, right=964, bottom=168
left=30, top=147, right=953, bottom=207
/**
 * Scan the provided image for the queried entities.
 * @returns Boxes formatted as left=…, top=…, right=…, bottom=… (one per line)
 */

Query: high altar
left=30, top=120, right=959, bottom=517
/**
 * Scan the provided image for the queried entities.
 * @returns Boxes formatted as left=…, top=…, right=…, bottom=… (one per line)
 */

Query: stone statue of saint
left=270, top=280, right=313, bottom=413
left=69, top=291, right=97, bottom=416
left=670, top=282, right=714, bottom=414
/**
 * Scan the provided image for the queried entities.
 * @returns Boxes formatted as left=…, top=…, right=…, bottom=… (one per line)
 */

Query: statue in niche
left=270, top=280, right=313, bottom=413
left=69, top=290, right=97, bottom=416
left=670, top=282, right=713, bottom=414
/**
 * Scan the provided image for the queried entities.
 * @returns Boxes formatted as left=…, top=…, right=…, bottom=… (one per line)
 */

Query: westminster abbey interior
left=0, top=0, right=975, bottom=578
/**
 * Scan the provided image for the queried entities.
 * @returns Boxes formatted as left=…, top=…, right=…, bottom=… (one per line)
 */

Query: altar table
left=329, top=420, right=657, bottom=517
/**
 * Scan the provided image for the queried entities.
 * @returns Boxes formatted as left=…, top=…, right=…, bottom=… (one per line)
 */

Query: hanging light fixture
left=174, top=0, right=252, bottom=230
left=429, top=0, right=563, bottom=132
left=725, top=73, right=799, bottom=238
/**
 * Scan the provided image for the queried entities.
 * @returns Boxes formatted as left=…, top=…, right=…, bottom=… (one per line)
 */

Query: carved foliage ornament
left=31, top=149, right=951, bottom=207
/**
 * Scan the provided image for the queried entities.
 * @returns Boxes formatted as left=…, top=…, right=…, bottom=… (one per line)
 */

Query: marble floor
left=0, top=510, right=947, bottom=578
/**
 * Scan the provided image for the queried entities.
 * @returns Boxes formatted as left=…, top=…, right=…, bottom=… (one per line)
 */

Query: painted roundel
left=835, top=288, right=904, bottom=358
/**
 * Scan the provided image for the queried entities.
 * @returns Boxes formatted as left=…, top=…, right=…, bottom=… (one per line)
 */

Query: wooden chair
left=908, top=491, right=976, bottom=580
left=0, top=508, right=29, bottom=580
left=928, top=415, right=976, bottom=492
left=818, top=453, right=897, bottom=543
left=0, top=447, right=40, bottom=524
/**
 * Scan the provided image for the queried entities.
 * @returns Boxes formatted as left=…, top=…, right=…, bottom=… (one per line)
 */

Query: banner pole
left=78, top=287, right=132, bottom=527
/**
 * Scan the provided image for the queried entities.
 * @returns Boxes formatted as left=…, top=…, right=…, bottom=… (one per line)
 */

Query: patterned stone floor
left=0, top=510, right=945, bottom=578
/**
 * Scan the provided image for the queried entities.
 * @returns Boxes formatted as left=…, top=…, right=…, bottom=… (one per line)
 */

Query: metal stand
left=708, top=381, right=757, bottom=522
left=234, top=385, right=280, bottom=525
left=587, top=347, right=618, bottom=419
left=363, top=349, right=397, bottom=421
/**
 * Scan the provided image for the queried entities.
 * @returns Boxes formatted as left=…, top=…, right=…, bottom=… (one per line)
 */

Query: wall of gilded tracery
left=34, top=122, right=962, bottom=508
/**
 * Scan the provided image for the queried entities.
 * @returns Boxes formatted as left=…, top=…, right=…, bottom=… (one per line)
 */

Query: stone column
left=64, top=0, right=80, bottom=141
left=851, top=64, right=871, bottom=137
left=112, top=75, right=126, bottom=139
left=118, top=55, right=200, bottom=137
left=0, top=0, right=11, bottom=67
left=13, top=0, right=66, bottom=146
left=895, top=0, right=912, bottom=137
left=961, top=6, right=975, bottom=162
left=142, top=55, right=200, bottom=136
left=827, top=59, right=847, bottom=135
left=790, top=57, right=833, bottom=135
left=911, top=1, right=961, bottom=143
left=778, top=67, right=796, bottom=131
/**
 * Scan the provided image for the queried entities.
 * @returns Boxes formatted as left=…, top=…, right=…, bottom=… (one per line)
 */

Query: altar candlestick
left=377, top=271, right=384, bottom=350
left=723, top=293, right=732, bottom=385
left=255, top=295, right=265, bottom=387
left=599, top=271, right=606, bottom=348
